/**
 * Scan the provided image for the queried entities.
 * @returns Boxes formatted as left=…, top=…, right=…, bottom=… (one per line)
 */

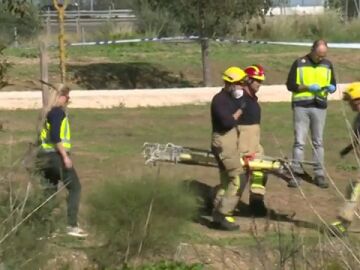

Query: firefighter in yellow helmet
left=328, top=82, right=360, bottom=237
left=211, top=66, right=247, bottom=230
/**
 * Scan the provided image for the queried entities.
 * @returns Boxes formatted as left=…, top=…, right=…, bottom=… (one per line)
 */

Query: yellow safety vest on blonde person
left=40, top=116, right=71, bottom=152
left=293, top=59, right=332, bottom=106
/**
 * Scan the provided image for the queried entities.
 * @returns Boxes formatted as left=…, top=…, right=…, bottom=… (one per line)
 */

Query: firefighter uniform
left=211, top=90, right=243, bottom=227
left=329, top=82, right=360, bottom=236
left=236, top=91, right=267, bottom=215
left=211, top=66, right=247, bottom=231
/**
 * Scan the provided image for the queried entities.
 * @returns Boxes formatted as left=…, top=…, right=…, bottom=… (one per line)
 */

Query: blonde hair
left=37, top=83, right=70, bottom=133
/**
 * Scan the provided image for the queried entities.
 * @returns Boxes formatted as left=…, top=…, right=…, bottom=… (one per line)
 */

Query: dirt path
left=0, top=84, right=347, bottom=109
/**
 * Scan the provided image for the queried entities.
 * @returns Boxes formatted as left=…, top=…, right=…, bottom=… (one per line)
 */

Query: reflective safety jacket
left=39, top=115, right=71, bottom=152
left=286, top=55, right=336, bottom=108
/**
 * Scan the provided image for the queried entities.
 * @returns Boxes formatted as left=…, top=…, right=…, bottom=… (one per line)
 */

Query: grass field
left=1, top=101, right=360, bottom=268
left=3, top=42, right=360, bottom=91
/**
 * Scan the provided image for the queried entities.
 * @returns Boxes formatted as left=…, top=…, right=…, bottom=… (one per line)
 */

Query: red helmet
left=244, top=65, right=265, bottom=81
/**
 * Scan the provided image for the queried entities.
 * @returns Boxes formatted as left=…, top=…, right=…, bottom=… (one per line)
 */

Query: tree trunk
left=201, top=38, right=211, bottom=87
left=40, top=41, right=49, bottom=107
left=198, top=0, right=211, bottom=86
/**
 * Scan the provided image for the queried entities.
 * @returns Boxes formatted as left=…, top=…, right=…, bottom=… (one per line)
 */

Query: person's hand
left=233, top=109, right=242, bottom=120
left=325, top=84, right=336, bottom=94
left=308, top=84, right=321, bottom=92
left=63, top=155, right=73, bottom=168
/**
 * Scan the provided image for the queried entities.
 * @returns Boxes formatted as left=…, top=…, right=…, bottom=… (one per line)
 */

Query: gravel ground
left=0, top=84, right=347, bottom=110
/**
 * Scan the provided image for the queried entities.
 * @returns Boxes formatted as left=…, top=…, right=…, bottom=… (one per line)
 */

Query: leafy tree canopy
left=130, top=0, right=271, bottom=37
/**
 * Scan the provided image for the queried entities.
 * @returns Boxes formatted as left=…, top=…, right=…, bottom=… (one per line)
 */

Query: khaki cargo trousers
left=212, top=127, right=243, bottom=216
left=338, top=180, right=360, bottom=223
left=237, top=124, right=267, bottom=198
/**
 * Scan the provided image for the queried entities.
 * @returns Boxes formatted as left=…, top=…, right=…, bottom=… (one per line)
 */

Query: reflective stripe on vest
left=293, top=64, right=331, bottom=103
left=40, top=116, right=71, bottom=152
left=251, top=171, right=265, bottom=188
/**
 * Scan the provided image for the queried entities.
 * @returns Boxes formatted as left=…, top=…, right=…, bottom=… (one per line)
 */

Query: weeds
left=86, top=175, right=198, bottom=268
left=124, top=261, right=204, bottom=270
left=246, top=11, right=360, bottom=42
left=0, top=44, right=11, bottom=89
left=0, top=172, right=57, bottom=269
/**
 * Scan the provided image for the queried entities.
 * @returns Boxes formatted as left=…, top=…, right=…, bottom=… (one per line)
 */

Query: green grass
left=86, top=175, right=198, bottom=267
left=1, top=102, right=360, bottom=268
left=3, top=11, right=360, bottom=90
left=0, top=101, right=356, bottom=181
left=3, top=41, right=360, bottom=90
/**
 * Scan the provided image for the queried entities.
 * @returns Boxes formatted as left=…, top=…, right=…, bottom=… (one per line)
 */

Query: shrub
left=0, top=179, right=56, bottom=269
left=124, top=261, right=204, bottom=270
left=129, top=0, right=181, bottom=37
left=0, top=45, right=11, bottom=89
left=245, top=11, right=360, bottom=42
left=0, top=3, right=42, bottom=46
left=87, top=175, right=198, bottom=268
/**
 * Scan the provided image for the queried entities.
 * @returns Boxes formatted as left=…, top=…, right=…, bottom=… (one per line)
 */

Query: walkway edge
left=0, top=84, right=347, bottom=110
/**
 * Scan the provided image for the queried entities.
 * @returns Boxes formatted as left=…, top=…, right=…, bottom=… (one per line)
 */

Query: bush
left=0, top=179, right=56, bottom=269
left=245, top=11, right=360, bottom=42
left=0, top=3, right=42, bottom=46
left=87, top=175, right=198, bottom=268
left=88, top=21, right=136, bottom=41
left=0, top=46, right=11, bottom=89
left=124, top=261, right=204, bottom=270
left=129, top=0, right=181, bottom=37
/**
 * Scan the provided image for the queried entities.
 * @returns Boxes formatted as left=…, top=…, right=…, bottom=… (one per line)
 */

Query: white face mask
left=232, top=89, right=244, bottom=99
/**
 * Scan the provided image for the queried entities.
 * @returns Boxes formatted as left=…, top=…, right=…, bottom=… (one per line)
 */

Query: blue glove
left=326, top=84, right=336, bottom=94
left=308, top=84, right=321, bottom=92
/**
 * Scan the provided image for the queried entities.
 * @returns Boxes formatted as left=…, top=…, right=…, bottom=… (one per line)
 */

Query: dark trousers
left=37, top=152, right=81, bottom=227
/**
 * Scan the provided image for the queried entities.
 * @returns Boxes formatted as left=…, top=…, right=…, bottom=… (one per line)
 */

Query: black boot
left=249, top=198, right=267, bottom=217
left=213, top=211, right=240, bottom=231
left=314, top=175, right=329, bottom=189
left=327, top=220, right=349, bottom=237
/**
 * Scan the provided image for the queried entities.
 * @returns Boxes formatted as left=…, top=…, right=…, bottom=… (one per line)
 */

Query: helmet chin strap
left=243, top=83, right=256, bottom=97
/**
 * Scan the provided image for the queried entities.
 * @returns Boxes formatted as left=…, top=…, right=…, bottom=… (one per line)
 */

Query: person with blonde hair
left=36, top=84, right=87, bottom=238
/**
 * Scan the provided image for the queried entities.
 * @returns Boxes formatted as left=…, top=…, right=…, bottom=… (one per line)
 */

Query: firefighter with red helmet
left=236, top=64, right=268, bottom=216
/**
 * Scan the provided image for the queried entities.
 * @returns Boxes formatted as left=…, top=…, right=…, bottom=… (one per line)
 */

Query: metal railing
left=40, top=9, right=136, bottom=22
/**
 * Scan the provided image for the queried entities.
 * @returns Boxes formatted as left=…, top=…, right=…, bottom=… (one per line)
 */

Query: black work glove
left=340, top=144, right=353, bottom=158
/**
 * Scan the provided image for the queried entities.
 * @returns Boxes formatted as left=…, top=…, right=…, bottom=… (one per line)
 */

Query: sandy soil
left=0, top=84, right=347, bottom=109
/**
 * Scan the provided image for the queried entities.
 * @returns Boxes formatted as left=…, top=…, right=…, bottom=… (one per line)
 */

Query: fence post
left=81, top=26, right=86, bottom=43
left=108, top=6, right=112, bottom=21
left=76, top=14, right=81, bottom=41
left=40, top=41, right=49, bottom=106
left=13, top=27, right=18, bottom=48
left=46, top=9, right=51, bottom=39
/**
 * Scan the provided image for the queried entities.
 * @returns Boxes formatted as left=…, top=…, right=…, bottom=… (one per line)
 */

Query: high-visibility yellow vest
left=40, top=116, right=71, bottom=152
left=293, top=58, right=332, bottom=104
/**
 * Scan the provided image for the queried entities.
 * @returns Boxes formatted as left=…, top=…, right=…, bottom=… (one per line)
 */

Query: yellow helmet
left=222, top=66, right=247, bottom=83
left=344, top=82, right=360, bottom=101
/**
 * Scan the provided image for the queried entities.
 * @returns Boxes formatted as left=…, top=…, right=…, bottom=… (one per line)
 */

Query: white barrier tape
left=69, top=36, right=200, bottom=46
left=68, top=36, right=360, bottom=49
